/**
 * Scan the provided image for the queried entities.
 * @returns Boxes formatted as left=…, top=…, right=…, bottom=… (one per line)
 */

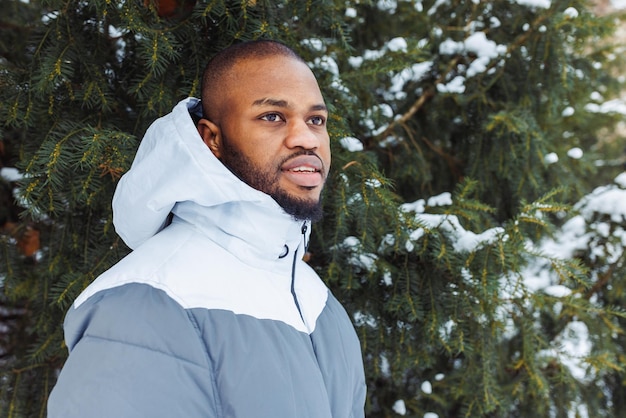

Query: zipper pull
left=301, top=222, right=309, bottom=250
left=301, top=222, right=311, bottom=261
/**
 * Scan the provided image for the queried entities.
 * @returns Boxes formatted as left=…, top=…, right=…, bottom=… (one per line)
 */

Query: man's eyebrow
left=252, top=98, right=289, bottom=108
left=252, top=98, right=328, bottom=112
left=310, top=104, right=328, bottom=112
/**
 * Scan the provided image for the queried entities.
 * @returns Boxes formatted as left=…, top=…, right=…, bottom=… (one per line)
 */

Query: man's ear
left=197, top=119, right=222, bottom=159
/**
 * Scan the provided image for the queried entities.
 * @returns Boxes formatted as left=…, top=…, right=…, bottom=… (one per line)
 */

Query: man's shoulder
left=65, top=282, right=207, bottom=362
left=71, top=281, right=185, bottom=317
left=73, top=222, right=218, bottom=307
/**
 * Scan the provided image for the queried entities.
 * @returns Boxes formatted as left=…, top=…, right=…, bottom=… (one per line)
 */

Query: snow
left=377, top=0, right=398, bottom=13
left=360, top=104, right=396, bottom=136
left=345, top=7, right=357, bottom=18
left=543, top=284, right=572, bottom=297
left=453, top=225, right=505, bottom=252
left=427, top=0, right=449, bottom=16
left=428, top=192, right=452, bottom=206
left=590, top=91, right=603, bottom=102
left=393, top=399, right=407, bottom=415
left=302, top=38, right=325, bottom=52
left=437, top=75, right=466, bottom=94
left=576, top=182, right=626, bottom=223
left=340, top=136, right=364, bottom=152
left=389, top=62, right=434, bottom=98
left=615, top=172, right=626, bottom=187
left=362, top=49, right=385, bottom=61
left=339, top=236, right=378, bottom=271
left=380, top=354, right=390, bottom=375
left=382, top=271, right=393, bottom=286
left=437, top=31, right=507, bottom=93
left=0, top=167, right=23, bottom=182
left=585, top=99, right=626, bottom=115
left=538, top=320, right=592, bottom=381
left=464, top=32, right=506, bottom=75
left=567, top=147, right=583, bottom=159
left=514, top=0, right=551, bottom=9
left=313, top=56, right=339, bottom=76
left=387, top=37, right=408, bottom=52
left=348, top=56, right=363, bottom=68
left=41, top=11, right=59, bottom=24
left=401, top=193, right=506, bottom=253
left=109, top=25, right=127, bottom=62
left=353, top=311, right=378, bottom=328
left=564, top=7, right=579, bottom=18
left=439, top=39, right=462, bottom=55
left=544, top=152, right=559, bottom=164
left=312, top=55, right=349, bottom=93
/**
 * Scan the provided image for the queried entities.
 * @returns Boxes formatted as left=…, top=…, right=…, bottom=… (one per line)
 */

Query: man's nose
left=284, top=120, right=322, bottom=150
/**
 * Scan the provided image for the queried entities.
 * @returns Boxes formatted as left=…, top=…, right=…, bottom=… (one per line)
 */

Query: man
left=47, top=40, right=366, bottom=417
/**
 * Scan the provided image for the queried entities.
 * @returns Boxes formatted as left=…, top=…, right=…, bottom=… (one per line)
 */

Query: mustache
left=278, top=150, right=324, bottom=170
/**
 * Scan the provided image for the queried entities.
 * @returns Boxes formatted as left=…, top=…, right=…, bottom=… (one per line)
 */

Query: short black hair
left=201, top=40, right=306, bottom=121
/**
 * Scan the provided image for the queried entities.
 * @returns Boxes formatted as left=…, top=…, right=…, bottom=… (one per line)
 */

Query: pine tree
left=1, top=0, right=626, bottom=417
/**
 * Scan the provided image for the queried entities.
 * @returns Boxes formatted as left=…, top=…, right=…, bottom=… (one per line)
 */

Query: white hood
left=113, top=98, right=310, bottom=259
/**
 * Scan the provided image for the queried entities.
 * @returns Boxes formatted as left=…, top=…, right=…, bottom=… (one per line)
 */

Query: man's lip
left=280, top=154, right=325, bottom=188
left=281, top=155, right=323, bottom=172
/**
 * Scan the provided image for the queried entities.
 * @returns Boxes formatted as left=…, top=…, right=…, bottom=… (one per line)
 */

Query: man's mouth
left=281, top=155, right=324, bottom=188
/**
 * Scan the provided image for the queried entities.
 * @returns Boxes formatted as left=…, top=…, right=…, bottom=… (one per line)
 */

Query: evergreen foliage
left=1, top=0, right=625, bottom=417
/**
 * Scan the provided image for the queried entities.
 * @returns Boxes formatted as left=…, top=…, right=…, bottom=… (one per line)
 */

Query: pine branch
left=583, top=248, right=626, bottom=301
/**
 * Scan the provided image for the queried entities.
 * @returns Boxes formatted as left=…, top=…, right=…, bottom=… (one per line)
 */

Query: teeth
left=291, top=166, right=316, bottom=172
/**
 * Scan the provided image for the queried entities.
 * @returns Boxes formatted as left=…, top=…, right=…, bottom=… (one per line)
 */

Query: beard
left=220, top=138, right=325, bottom=222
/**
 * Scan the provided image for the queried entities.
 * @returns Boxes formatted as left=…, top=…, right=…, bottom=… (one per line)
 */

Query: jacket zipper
left=290, top=222, right=308, bottom=323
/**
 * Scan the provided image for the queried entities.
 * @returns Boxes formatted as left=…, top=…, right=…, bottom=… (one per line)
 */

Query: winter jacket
left=47, top=98, right=366, bottom=417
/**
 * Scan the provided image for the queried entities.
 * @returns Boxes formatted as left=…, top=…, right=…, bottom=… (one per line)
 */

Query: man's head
left=197, top=40, right=331, bottom=222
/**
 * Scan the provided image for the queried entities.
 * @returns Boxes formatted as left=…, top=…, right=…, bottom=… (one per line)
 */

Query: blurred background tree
left=1, top=0, right=626, bottom=417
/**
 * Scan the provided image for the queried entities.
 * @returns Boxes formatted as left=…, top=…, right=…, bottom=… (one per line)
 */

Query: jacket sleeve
left=47, top=283, right=219, bottom=418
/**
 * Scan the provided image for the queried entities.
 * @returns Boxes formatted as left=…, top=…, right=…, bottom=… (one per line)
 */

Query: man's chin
left=271, top=190, right=324, bottom=222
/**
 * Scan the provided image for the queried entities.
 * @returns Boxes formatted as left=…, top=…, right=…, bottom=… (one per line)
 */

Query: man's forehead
left=231, top=54, right=296, bottom=71
left=222, top=56, right=301, bottom=86
left=216, top=57, right=326, bottom=115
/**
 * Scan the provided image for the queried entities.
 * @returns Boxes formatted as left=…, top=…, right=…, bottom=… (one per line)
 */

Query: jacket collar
left=172, top=200, right=309, bottom=270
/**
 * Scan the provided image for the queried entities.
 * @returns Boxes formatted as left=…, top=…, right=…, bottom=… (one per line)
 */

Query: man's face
left=199, top=56, right=331, bottom=221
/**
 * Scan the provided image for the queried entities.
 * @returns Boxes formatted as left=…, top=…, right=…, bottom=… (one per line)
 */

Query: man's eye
left=261, top=113, right=284, bottom=122
left=309, top=116, right=325, bottom=126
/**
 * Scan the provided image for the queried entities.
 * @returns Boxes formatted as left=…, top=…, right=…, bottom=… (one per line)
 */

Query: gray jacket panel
left=49, top=282, right=364, bottom=418
left=49, top=284, right=217, bottom=417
